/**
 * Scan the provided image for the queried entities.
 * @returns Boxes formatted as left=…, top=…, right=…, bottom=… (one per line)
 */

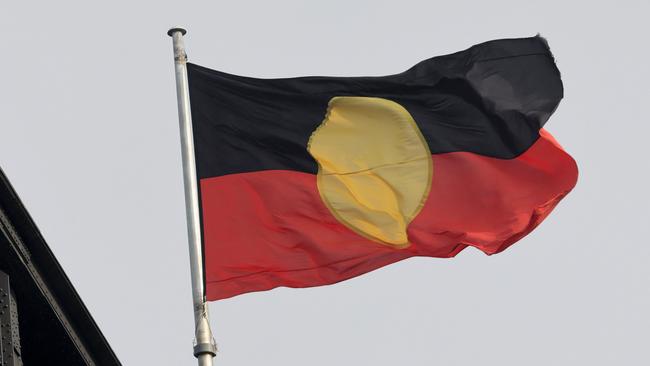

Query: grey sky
left=1, top=1, right=648, bottom=365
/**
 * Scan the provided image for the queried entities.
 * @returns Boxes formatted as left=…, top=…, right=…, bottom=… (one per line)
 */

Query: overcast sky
left=1, top=1, right=648, bottom=365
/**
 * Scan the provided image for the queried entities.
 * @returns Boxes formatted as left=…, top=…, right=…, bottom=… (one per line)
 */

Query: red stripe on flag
left=201, top=130, right=577, bottom=300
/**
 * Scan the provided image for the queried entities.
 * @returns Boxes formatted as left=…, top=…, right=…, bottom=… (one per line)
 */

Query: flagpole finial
left=167, top=27, right=187, bottom=37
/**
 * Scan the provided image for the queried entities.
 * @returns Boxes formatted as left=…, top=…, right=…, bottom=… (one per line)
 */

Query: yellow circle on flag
left=307, top=97, right=433, bottom=248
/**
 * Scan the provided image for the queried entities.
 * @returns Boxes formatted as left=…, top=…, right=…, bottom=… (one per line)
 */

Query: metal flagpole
left=167, top=27, right=217, bottom=366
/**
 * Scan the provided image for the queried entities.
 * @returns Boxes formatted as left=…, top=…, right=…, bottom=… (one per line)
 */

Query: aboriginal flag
left=187, top=36, right=578, bottom=301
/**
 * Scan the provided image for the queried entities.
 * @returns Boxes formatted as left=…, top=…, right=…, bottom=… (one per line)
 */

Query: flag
left=187, top=36, right=578, bottom=301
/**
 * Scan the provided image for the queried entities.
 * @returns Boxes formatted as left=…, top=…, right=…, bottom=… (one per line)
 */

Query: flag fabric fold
left=187, top=36, right=578, bottom=301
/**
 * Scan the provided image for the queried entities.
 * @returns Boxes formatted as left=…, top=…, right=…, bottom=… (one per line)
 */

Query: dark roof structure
left=0, top=167, right=121, bottom=365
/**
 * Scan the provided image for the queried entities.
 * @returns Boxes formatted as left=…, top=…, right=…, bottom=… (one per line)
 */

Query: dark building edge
left=0, top=167, right=121, bottom=365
